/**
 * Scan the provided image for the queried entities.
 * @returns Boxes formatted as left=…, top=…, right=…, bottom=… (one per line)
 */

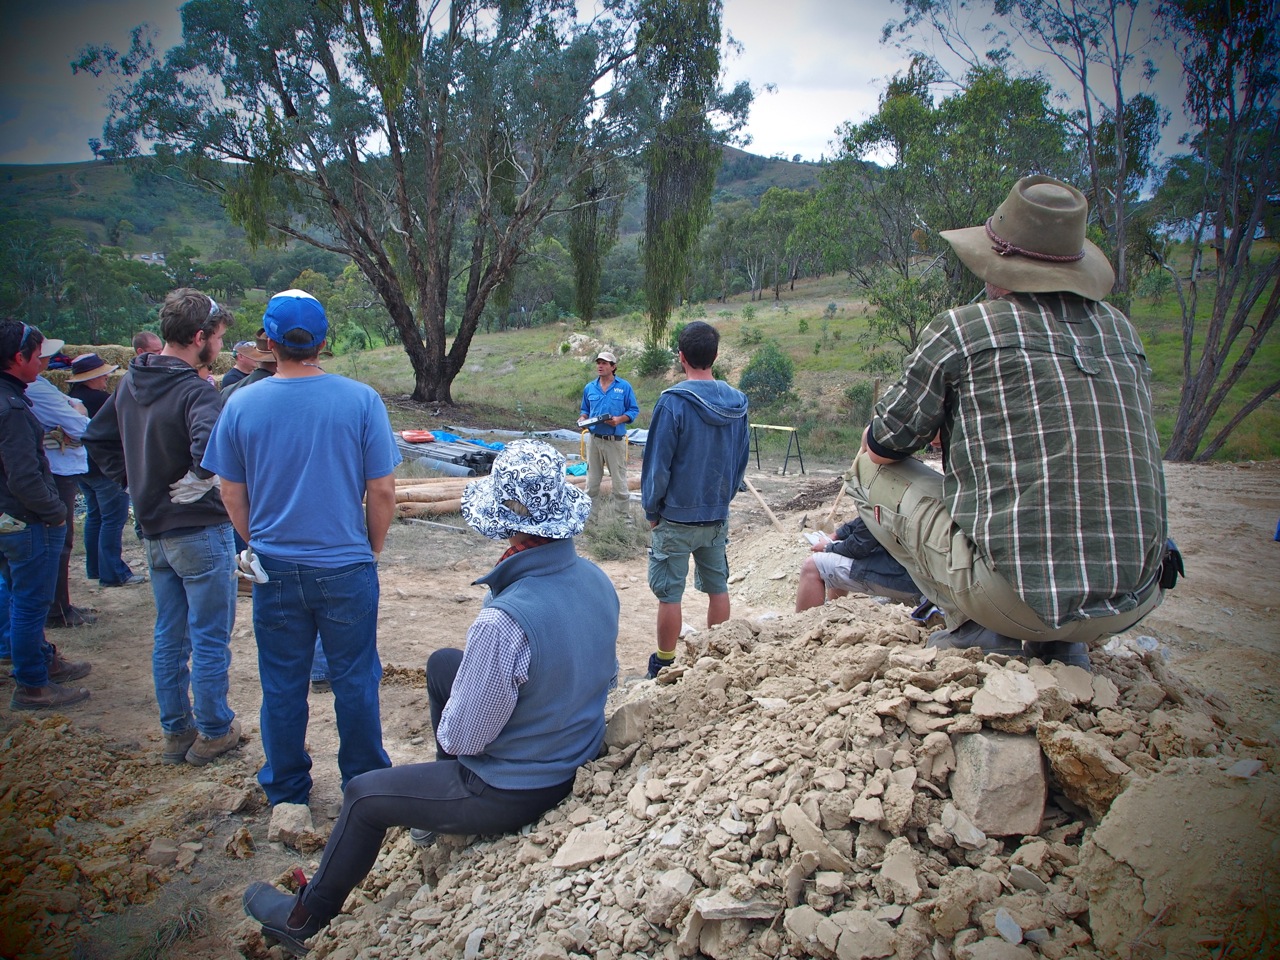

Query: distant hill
left=1, top=147, right=822, bottom=258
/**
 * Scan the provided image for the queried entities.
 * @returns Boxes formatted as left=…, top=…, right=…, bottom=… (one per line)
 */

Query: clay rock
left=145, top=837, right=179, bottom=866
left=1036, top=721, right=1131, bottom=819
left=225, top=826, right=255, bottom=860
left=970, top=669, right=1038, bottom=720
left=551, top=825, right=612, bottom=870
left=930, top=866, right=1002, bottom=938
left=1147, top=708, right=1220, bottom=758
left=781, top=803, right=856, bottom=872
left=829, top=907, right=896, bottom=959
left=874, top=837, right=921, bottom=904
left=644, top=867, right=697, bottom=926
left=949, top=732, right=1045, bottom=836
left=1078, top=763, right=1280, bottom=959
left=605, top=698, right=651, bottom=748
left=956, top=937, right=1035, bottom=959
left=268, top=802, right=326, bottom=853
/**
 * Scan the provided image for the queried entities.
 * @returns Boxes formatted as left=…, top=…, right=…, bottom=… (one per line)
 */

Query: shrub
left=739, top=324, right=763, bottom=346
left=739, top=341, right=794, bottom=407
left=636, top=342, right=675, bottom=378
left=798, top=317, right=809, bottom=334
left=844, top=379, right=876, bottom=424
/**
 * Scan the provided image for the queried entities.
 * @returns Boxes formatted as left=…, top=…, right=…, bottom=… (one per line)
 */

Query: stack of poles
left=393, top=474, right=642, bottom=519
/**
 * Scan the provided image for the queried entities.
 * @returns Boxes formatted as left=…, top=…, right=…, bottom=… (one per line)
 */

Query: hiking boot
left=243, top=881, right=322, bottom=955
left=10, top=682, right=91, bottom=711
left=1025, top=640, right=1092, bottom=671
left=926, top=620, right=1023, bottom=657
left=185, top=718, right=243, bottom=766
left=0, top=657, right=10, bottom=685
left=646, top=652, right=674, bottom=680
left=409, top=828, right=437, bottom=848
left=47, top=645, right=92, bottom=684
left=237, top=578, right=255, bottom=597
left=162, top=728, right=200, bottom=765
left=102, top=574, right=148, bottom=587
left=310, top=679, right=331, bottom=694
left=46, top=606, right=97, bottom=628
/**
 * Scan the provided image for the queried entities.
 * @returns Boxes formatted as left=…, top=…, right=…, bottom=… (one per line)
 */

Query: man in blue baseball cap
left=204, top=289, right=402, bottom=810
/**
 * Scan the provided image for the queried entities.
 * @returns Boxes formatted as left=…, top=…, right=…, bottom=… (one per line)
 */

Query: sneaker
left=10, top=682, right=91, bottom=711
left=243, top=881, right=322, bottom=955
left=409, top=828, right=437, bottom=849
left=102, top=574, right=149, bottom=587
left=1025, top=640, right=1092, bottom=671
left=46, top=606, right=97, bottom=628
left=185, top=718, right=243, bottom=766
left=162, top=728, right=199, bottom=765
left=926, top=620, right=1023, bottom=656
left=646, top=652, right=674, bottom=680
left=47, top=645, right=92, bottom=684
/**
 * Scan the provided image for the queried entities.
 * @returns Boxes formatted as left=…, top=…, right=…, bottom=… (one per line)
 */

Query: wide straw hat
left=66, top=353, right=119, bottom=382
left=940, top=176, right=1115, bottom=301
left=461, top=439, right=592, bottom=541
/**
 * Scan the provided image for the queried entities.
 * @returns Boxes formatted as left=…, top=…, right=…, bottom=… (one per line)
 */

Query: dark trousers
left=50, top=475, right=79, bottom=616
left=300, top=648, right=573, bottom=921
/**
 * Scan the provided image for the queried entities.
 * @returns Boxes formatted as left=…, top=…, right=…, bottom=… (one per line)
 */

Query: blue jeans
left=146, top=523, right=237, bottom=738
left=77, top=474, right=134, bottom=584
left=253, top=553, right=391, bottom=805
left=0, top=523, right=63, bottom=687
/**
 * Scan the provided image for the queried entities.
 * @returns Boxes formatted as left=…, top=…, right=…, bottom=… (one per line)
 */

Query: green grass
left=343, top=269, right=1277, bottom=465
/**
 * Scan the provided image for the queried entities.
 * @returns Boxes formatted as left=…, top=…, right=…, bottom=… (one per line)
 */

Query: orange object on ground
left=400, top=430, right=436, bottom=443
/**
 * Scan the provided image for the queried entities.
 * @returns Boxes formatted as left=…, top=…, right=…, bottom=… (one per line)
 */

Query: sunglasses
left=19, top=323, right=37, bottom=349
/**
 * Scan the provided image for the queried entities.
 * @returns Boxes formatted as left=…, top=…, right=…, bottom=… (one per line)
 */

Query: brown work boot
left=162, top=728, right=200, bottom=765
left=47, top=645, right=92, bottom=684
left=11, top=682, right=91, bottom=711
left=186, top=718, right=243, bottom=766
left=0, top=657, right=11, bottom=685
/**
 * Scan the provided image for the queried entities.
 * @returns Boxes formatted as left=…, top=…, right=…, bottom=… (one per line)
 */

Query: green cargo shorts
left=647, top=519, right=730, bottom=604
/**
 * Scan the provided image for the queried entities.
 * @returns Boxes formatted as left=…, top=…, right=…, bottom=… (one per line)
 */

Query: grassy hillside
left=342, top=272, right=1280, bottom=465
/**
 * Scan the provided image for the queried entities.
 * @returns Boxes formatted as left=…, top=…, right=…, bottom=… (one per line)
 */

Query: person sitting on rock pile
left=242, top=440, right=619, bottom=955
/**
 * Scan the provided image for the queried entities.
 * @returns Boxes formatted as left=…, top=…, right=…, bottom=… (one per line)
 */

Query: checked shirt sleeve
left=437, top=607, right=531, bottom=757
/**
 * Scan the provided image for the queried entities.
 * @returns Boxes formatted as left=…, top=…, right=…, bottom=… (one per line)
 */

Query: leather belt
left=592, top=434, right=624, bottom=441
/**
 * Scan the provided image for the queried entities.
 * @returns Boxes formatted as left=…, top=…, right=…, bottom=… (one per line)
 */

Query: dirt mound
left=232, top=603, right=1276, bottom=960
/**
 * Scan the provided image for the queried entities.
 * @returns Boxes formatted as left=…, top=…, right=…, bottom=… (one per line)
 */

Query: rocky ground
left=0, top=459, right=1276, bottom=960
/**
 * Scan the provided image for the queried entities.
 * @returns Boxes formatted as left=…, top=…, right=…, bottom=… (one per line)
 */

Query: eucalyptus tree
left=1152, top=0, right=1279, bottom=461
left=567, top=163, right=626, bottom=327
left=76, top=0, right=690, bottom=403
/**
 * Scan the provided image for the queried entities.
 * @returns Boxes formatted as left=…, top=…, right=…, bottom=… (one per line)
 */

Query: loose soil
left=1, top=457, right=1276, bottom=959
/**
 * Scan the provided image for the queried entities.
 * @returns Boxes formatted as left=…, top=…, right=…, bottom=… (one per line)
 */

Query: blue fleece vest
left=461, top=538, right=619, bottom=790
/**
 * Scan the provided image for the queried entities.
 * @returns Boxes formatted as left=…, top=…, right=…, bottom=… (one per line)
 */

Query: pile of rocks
left=244, top=598, right=1277, bottom=960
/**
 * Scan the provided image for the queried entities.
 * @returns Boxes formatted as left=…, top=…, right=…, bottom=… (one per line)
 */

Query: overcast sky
left=0, top=0, right=1183, bottom=167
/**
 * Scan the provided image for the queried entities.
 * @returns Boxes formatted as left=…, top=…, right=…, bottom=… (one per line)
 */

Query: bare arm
left=220, top=479, right=251, bottom=544
left=365, top=473, right=396, bottom=557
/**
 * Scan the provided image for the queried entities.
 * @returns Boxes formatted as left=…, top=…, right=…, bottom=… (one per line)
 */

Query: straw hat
left=940, top=176, right=1115, bottom=301
left=67, top=353, right=119, bottom=382
left=461, top=440, right=591, bottom=541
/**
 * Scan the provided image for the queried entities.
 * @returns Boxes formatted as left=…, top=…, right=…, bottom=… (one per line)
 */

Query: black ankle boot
left=243, top=881, right=324, bottom=955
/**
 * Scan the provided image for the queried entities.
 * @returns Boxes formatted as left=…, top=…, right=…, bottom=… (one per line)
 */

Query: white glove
left=169, top=470, right=220, bottom=504
left=237, top=547, right=269, bottom=583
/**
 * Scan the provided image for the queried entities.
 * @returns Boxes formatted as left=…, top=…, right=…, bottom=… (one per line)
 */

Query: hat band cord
left=985, top=218, right=1085, bottom=263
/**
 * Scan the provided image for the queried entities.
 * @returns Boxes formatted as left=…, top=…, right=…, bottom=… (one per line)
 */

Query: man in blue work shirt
left=578, top=351, right=639, bottom=506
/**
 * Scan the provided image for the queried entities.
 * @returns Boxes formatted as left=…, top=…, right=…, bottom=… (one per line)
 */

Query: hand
left=169, top=470, right=220, bottom=504
left=236, top=547, right=269, bottom=583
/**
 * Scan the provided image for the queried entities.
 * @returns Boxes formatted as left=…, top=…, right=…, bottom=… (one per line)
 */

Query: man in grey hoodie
left=641, top=321, right=749, bottom=679
left=84, top=288, right=241, bottom=767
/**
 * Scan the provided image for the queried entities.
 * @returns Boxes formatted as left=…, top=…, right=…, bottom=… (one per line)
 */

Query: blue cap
left=262, top=289, right=327, bottom=350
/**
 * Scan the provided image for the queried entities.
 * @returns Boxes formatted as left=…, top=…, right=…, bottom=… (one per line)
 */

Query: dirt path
left=1, top=459, right=1276, bottom=959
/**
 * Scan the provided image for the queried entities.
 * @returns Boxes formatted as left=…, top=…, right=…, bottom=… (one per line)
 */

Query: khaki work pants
left=587, top=435, right=630, bottom=505
left=846, top=452, right=1161, bottom=647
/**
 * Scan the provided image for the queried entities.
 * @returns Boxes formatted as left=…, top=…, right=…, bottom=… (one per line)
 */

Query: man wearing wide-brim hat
left=847, top=176, right=1169, bottom=669
left=220, top=339, right=271, bottom=391
left=241, top=439, right=619, bottom=953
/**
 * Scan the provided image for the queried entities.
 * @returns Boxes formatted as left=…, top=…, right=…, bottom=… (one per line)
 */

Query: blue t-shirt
left=203, top=374, right=402, bottom=566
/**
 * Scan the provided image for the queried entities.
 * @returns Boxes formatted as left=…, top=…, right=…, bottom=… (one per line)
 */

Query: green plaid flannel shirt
left=870, top=292, right=1167, bottom=627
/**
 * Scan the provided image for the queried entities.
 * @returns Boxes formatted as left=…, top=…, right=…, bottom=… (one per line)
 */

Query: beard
left=197, top=338, right=219, bottom=368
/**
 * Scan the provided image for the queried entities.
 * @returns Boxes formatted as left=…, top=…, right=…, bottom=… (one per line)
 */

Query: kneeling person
left=796, top=517, right=920, bottom=612
left=242, top=440, right=619, bottom=954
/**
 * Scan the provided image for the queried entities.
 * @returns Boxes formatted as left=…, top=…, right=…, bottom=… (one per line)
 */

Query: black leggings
left=300, top=648, right=574, bottom=921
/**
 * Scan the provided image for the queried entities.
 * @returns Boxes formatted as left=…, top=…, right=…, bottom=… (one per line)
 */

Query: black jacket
left=83, top=354, right=228, bottom=538
left=0, top=372, right=66, bottom=525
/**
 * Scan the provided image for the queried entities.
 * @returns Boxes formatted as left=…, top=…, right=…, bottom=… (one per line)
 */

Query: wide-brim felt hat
left=940, top=175, right=1115, bottom=301
left=234, top=340, right=275, bottom=362
left=67, top=353, right=119, bottom=382
left=461, top=439, right=591, bottom=541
